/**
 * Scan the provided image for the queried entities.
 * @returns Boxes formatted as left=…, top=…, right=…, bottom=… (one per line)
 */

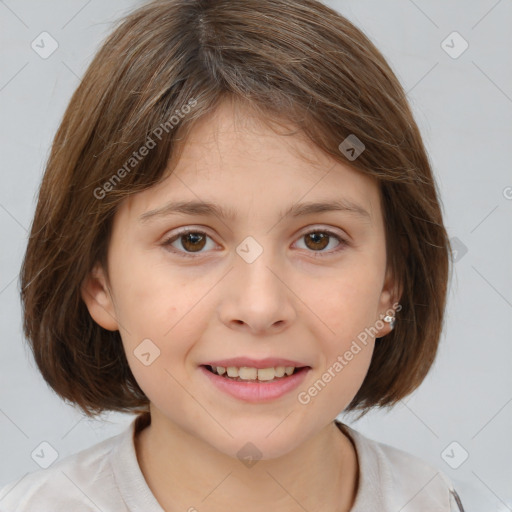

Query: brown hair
left=20, top=0, right=452, bottom=419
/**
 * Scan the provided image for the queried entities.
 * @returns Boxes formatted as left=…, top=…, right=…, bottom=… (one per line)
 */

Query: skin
left=82, top=98, right=400, bottom=512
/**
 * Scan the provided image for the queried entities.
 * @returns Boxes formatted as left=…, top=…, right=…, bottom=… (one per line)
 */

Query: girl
left=0, top=0, right=464, bottom=510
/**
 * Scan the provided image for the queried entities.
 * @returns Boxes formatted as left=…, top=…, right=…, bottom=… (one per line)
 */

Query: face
left=82, top=100, right=398, bottom=460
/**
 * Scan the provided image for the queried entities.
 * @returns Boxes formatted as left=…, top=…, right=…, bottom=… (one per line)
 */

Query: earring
left=383, top=315, right=395, bottom=330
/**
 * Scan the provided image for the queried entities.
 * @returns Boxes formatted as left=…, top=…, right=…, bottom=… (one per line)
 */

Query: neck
left=134, top=410, right=358, bottom=512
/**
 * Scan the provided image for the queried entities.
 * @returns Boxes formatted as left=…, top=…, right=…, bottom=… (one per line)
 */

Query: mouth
left=199, top=363, right=311, bottom=402
left=201, top=364, right=308, bottom=383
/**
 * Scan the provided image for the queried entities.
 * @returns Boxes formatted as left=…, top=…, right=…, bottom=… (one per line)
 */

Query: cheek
left=110, top=249, right=195, bottom=336
left=297, top=263, right=381, bottom=406
left=301, top=262, right=384, bottom=340
left=112, top=258, right=221, bottom=369
left=108, top=256, right=197, bottom=383
left=302, top=315, right=376, bottom=415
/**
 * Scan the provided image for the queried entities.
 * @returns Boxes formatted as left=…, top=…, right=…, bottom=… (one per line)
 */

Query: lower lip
left=199, top=366, right=311, bottom=403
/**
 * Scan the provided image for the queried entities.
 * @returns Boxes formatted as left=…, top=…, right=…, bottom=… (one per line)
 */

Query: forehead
left=121, top=100, right=382, bottom=226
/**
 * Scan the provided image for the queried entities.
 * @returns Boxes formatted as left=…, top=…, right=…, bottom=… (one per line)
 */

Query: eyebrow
left=138, top=198, right=371, bottom=223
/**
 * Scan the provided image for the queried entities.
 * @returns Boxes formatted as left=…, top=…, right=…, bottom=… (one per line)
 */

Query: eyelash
left=161, top=227, right=349, bottom=259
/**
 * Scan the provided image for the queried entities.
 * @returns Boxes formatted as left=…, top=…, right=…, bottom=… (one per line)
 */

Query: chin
left=203, top=421, right=310, bottom=462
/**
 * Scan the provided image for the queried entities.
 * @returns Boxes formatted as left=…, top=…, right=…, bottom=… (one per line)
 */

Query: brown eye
left=162, top=227, right=348, bottom=259
left=296, top=229, right=348, bottom=256
left=162, top=229, right=214, bottom=257
left=179, top=232, right=207, bottom=252
left=304, top=232, right=330, bottom=251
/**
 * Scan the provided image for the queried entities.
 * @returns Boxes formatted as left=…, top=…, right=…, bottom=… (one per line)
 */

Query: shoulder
left=336, top=421, right=465, bottom=511
left=0, top=428, right=127, bottom=512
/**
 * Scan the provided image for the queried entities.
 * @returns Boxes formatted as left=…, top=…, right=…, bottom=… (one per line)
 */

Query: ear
left=80, top=262, right=119, bottom=331
left=375, top=264, right=402, bottom=338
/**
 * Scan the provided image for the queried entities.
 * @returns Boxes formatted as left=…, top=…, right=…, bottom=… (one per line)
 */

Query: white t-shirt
left=0, top=413, right=465, bottom=511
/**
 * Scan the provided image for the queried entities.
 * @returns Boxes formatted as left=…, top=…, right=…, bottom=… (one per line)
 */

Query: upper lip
left=202, top=357, right=310, bottom=369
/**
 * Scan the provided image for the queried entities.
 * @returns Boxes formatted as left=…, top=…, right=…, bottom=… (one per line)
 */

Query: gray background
left=0, top=1, right=511, bottom=510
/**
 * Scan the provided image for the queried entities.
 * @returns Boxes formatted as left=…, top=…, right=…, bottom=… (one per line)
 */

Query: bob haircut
left=20, top=0, right=452, bottom=419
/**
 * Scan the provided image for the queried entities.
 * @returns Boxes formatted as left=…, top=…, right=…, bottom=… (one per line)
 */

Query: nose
left=218, top=248, right=296, bottom=335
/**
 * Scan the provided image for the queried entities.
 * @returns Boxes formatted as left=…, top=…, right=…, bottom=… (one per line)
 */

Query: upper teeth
left=213, top=366, right=296, bottom=380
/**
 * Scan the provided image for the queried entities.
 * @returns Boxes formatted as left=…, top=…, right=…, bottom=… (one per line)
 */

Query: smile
left=199, top=364, right=311, bottom=402
left=205, top=364, right=300, bottom=381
